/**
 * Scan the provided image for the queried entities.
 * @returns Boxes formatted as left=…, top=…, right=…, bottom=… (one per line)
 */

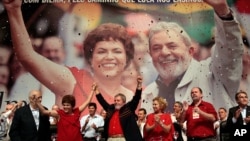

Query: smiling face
left=149, top=30, right=192, bottom=81
left=88, top=105, right=96, bottom=116
left=114, top=95, right=125, bottom=110
left=61, top=95, right=75, bottom=114
left=83, top=23, right=134, bottom=79
left=137, top=109, right=146, bottom=121
left=91, top=39, right=127, bottom=78
left=153, top=100, right=161, bottom=113
left=41, top=37, right=65, bottom=65
left=62, top=102, right=73, bottom=114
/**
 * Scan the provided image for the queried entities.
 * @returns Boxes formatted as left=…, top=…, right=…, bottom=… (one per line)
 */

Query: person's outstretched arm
left=3, top=0, right=75, bottom=96
left=129, top=76, right=143, bottom=111
left=79, top=83, right=97, bottom=112
left=204, top=0, right=232, bottom=17
left=32, top=96, right=59, bottom=118
left=204, top=0, right=243, bottom=99
left=95, top=85, right=110, bottom=111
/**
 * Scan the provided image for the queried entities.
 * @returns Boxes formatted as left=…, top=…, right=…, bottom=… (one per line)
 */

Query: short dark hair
left=62, top=95, right=76, bottom=108
left=83, top=23, right=134, bottom=68
left=88, top=102, right=97, bottom=109
left=174, top=101, right=183, bottom=109
left=197, top=87, right=203, bottom=93
left=235, top=91, right=248, bottom=101
left=192, top=87, right=203, bottom=94
left=115, top=93, right=126, bottom=103
left=218, top=107, right=227, bottom=112
left=138, top=108, right=147, bottom=115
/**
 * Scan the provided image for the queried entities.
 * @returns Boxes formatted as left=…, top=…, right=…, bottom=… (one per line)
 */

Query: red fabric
left=57, top=108, right=83, bottom=141
left=144, top=113, right=174, bottom=141
left=108, top=110, right=124, bottom=136
left=235, top=0, right=250, bottom=13
left=69, top=67, right=114, bottom=116
left=185, top=101, right=218, bottom=138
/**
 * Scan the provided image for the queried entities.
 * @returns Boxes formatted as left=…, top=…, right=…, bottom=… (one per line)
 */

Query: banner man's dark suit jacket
left=9, top=104, right=51, bottom=141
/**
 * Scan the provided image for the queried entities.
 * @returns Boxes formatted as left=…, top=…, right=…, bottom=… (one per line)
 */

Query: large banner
left=0, top=0, right=249, bottom=115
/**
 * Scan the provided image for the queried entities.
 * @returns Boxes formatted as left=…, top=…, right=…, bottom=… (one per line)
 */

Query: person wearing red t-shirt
left=144, top=96, right=175, bottom=141
left=33, top=83, right=97, bottom=141
left=180, top=87, right=218, bottom=141
left=94, top=76, right=143, bottom=141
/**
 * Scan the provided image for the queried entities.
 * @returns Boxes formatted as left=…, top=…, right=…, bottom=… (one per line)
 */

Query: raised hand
left=3, top=0, right=22, bottom=10
left=154, top=114, right=161, bottom=124
left=92, top=82, right=100, bottom=94
left=16, top=100, right=24, bottom=108
left=137, top=75, right=143, bottom=84
left=183, top=101, right=189, bottom=111
left=203, top=0, right=230, bottom=16
left=92, top=83, right=97, bottom=91
left=137, top=76, right=143, bottom=90
left=91, top=123, right=97, bottom=129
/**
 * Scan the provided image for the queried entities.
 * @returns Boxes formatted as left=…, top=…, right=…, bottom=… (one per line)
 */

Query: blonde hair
left=153, top=96, right=168, bottom=112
